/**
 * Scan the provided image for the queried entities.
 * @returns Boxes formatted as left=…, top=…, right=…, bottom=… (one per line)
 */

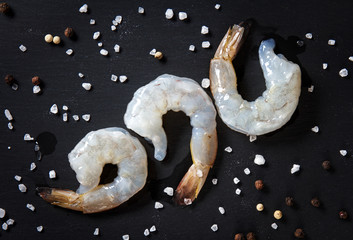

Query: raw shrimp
left=38, top=127, right=148, bottom=213
left=124, top=74, right=217, bottom=205
left=210, top=23, right=301, bottom=136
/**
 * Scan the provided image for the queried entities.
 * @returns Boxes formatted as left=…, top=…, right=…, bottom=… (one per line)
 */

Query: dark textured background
left=1, top=0, right=353, bottom=239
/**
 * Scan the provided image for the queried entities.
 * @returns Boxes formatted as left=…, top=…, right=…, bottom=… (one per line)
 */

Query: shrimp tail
left=174, top=164, right=211, bottom=205
left=213, top=20, right=251, bottom=61
left=37, top=187, right=84, bottom=212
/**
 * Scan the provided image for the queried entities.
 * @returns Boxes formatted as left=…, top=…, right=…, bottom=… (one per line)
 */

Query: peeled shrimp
left=124, top=74, right=217, bottom=205
left=38, top=127, right=147, bottom=213
left=210, top=23, right=301, bottom=136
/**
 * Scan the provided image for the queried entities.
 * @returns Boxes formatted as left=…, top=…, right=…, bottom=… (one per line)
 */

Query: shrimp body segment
left=210, top=24, right=301, bottom=136
left=124, top=74, right=217, bottom=204
left=38, top=128, right=148, bottom=213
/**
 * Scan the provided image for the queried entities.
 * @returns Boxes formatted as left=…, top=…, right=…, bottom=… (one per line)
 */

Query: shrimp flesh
left=124, top=74, right=217, bottom=205
left=38, top=127, right=148, bottom=213
left=210, top=23, right=301, bottom=136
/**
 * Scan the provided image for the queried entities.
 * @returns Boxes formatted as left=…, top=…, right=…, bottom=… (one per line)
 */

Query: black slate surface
left=1, top=0, right=353, bottom=239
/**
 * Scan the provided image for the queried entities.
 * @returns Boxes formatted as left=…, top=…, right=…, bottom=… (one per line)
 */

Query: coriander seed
left=311, top=197, right=320, bottom=208
left=53, top=36, right=61, bottom=44
left=246, top=232, right=256, bottom=240
left=4, top=74, right=14, bottom=85
left=234, top=233, right=245, bottom=240
left=0, top=2, right=9, bottom=14
left=273, top=210, right=282, bottom=220
left=154, top=51, right=163, bottom=60
left=32, top=76, right=40, bottom=85
left=254, top=180, right=264, bottom=190
left=294, top=228, right=305, bottom=238
left=339, top=210, right=348, bottom=220
left=256, top=203, right=264, bottom=212
left=322, top=160, right=331, bottom=170
left=44, top=34, right=53, bottom=43
left=64, top=27, right=74, bottom=38
left=285, top=197, right=294, bottom=207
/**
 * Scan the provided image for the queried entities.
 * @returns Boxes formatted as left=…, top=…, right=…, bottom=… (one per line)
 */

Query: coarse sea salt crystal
left=165, top=9, right=174, bottom=19
left=12, top=83, right=18, bottom=91
left=340, top=150, right=347, bottom=156
left=8, top=146, right=11, bottom=150
left=19, top=183, right=27, bottom=192
left=33, top=85, right=41, bottom=94
left=235, top=188, right=241, bottom=195
left=163, top=187, right=174, bottom=196
left=90, top=19, right=95, bottom=25
left=112, top=20, right=118, bottom=26
left=8, top=122, right=13, bottom=130
left=249, top=135, right=257, bottom=142
left=6, top=219, right=14, bottom=225
left=138, top=7, right=144, bottom=14
left=271, top=223, right=278, bottom=230
left=24, top=134, right=34, bottom=141
left=122, top=235, right=130, bottom=240
left=218, top=207, right=225, bottom=214
left=115, top=15, right=122, bottom=24
left=305, top=33, right=313, bottom=39
left=114, top=44, right=120, bottom=53
left=144, top=229, right=150, bottom=236
left=37, top=225, right=43, bottom=232
left=244, top=168, right=250, bottom=175
left=14, top=175, right=22, bottom=181
left=184, top=198, right=192, bottom=205
left=100, top=49, right=108, bottom=56
left=328, top=39, right=335, bottom=46
left=212, top=178, right=218, bottom=185
left=0, top=208, right=5, bottom=218
left=349, top=56, right=353, bottom=62
left=202, top=41, right=211, bottom=48
left=82, top=114, right=90, bottom=122
left=111, top=74, right=118, bottom=82
left=82, top=82, right=92, bottom=91
left=30, top=162, right=36, bottom=171
left=66, top=49, right=73, bottom=55
left=189, top=45, right=195, bottom=52
left=339, top=68, right=348, bottom=77
left=224, top=146, right=232, bottom=153
left=119, top=75, right=127, bottom=83
left=149, top=48, right=156, bottom=56
left=215, top=4, right=221, bottom=9
left=211, top=224, right=218, bottom=232
left=93, top=228, right=99, bottom=236
left=154, top=201, right=163, bottom=209
left=79, top=4, right=88, bottom=13
left=63, top=113, right=68, bottom=122
left=49, top=170, right=56, bottom=179
left=26, top=203, right=35, bottom=211
left=311, top=126, right=319, bottom=133
left=291, top=164, right=300, bottom=174
left=201, top=26, right=209, bottom=34
left=233, top=177, right=240, bottom=185
left=19, top=44, right=27, bottom=52
left=63, top=105, right=68, bottom=111
left=73, top=115, right=80, bottom=121
left=178, top=12, right=187, bottom=20
left=150, top=225, right=156, bottom=232
left=308, top=85, right=314, bottom=92
left=4, top=109, right=13, bottom=121
left=297, top=40, right=304, bottom=47
left=111, top=25, right=117, bottom=31
left=323, top=63, right=328, bottom=70
left=78, top=72, right=84, bottom=78
left=254, top=154, right=266, bottom=165
left=50, top=104, right=58, bottom=114
left=93, top=31, right=100, bottom=40
left=196, top=169, right=203, bottom=178
left=2, top=222, right=8, bottom=231
left=201, top=78, right=210, bottom=88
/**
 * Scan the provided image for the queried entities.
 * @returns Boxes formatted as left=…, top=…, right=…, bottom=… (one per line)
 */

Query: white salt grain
left=150, top=225, right=156, bottom=232
left=90, top=19, right=95, bottom=25
left=254, top=154, right=266, bottom=165
left=212, top=178, right=218, bottom=185
left=149, top=48, right=156, bottom=56
left=19, top=44, right=27, bottom=52
left=50, top=104, right=58, bottom=114
left=4, top=109, right=13, bottom=121
left=305, top=33, right=313, bottom=39
left=291, top=164, right=300, bottom=174
left=63, top=113, right=68, bottom=122
left=66, top=49, right=73, bottom=55
left=2, top=223, right=8, bottom=231
left=218, top=207, right=225, bottom=215
left=189, top=45, right=195, bottom=52
left=111, top=74, right=118, bottom=82
left=215, top=4, right=221, bottom=9
left=0, top=208, right=5, bottom=218
left=8, top=122, right=13, bottom=130
left=196, top=169, right=203, bottom=178
left=163, top=187, right=174, bottom=196
left=111, top=25, right=117, bottom=31
left=112, top=20, right=118, bottom=26
left=349, top=56, right=353, bottom=62
left=82, top=83, right=92, bottom=91
left=233, top=177, right=240, bottom=185
left=73, top=115, right=80, bottom=121
left=19, top=183, right=27, bottom=192
left=202, top=41, right=211, bottom=48
left=184, top=198, right=192, bottom=205
left=37, top=225, right=43, bottom=232
left=33, top=85, right=41, bottom=94
left=6, top=219, right=14, bottom=225
left=165, top=9, right=174, bottom=19
left=93, top=228, right=99, bottom=236
left=78, top=72, right=84, bottom=78
left=271, top=223, right=278, bottom=230
left=311, top=126, right=319, bottom=133
left=138, top=7, right=144, bottom=14
left=323, top=63, right=328, bottom=70
left=14, top=175, right=22, bottom=181
left=144, top=229, right=150, bottom=236
left=30, top=162, right=36, bottom=171
left=114, top=44, right=120, bottom=53
left=235, top=188, right=241, bottom=195
left=224, top=146, right=232, bottom=153
left=154, top=201, right=164, bottom=209
left=119, top=75, right=128, bottom=83
left=24, top=134, right=34, bottom=141
left=339, top=68, right=348, bottom=77
left=328, top=39, right=335, bottom=46
left=201, top=26, right=209, bottom=34
left=308, top=85, right=314, bottom=92
left=49, top=170, right=56, bottom=179
left=122, top=235, right=130, bottom=240
left=340, top=150, right=347, bottom=156
left=79, top=4, right=88, bottom=13
left=82, top=114, right=91, bottom=122
left=115, top=15, right=122, bottom=24
left=26, top=203, right=35, bottom=211
left=201, top=78, right=210, bottom=88
left=93, top=31, right=100, bottom=40
left=244, top=168, right=251, bottom=175
left=12, top=83, right=18, bottom=90
left=100, top=49, right=108, bottom=56
left=8, top=146, right=11, bottom=150
left=249, top=135, right=257, bottom=142
left=178, top=12, right=187, bottom=20
left=211, top=224, right=218, bottom=232
left=63, top=105, right=68, bottom=111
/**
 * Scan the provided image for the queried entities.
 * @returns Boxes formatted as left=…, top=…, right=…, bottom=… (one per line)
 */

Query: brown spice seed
left=4, top=74, right=14, bottom=85
left=246, top=232, right=256, bottom=240
left=0, top=2, right=10, bottom=13
left=294, top=228, right=305, bottom=238
left=154, top=51, right=163, bottom=60
left=64, top=27, right=74, bottom=38
left=285, top=197, right=294, bottom=207
left=339, top=210, right=348, bottom=220
left=322, top=160, right=331, bottom=170
left=254, top=180, right=264, bottom=190
left=32, top=76, right=40, bottom=85
left=311, top=197, right=320, bottom=207
left=234, top=233, right=245, bottom=240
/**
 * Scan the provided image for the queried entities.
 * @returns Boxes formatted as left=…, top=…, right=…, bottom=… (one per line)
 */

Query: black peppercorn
left=4, top=74, right=14, bottom=85
left=246, top=232, right=256, bottom=240
left=322, top=160, right=331, bottom=170
left=254, top=180, right=264, bottom=190
left=339, top=210, right=348, bottom=220
left=294, top=228, right=305, bottom=238
left=64, top=27, right=74, bottom=38
left=0, top=2, right=10, bottom=14
left=32, top=76, right=40, bottom=85
left=234, top=233, right=245, bottom=240
left=285, top=197, right=294, bottom=207
left=311, top=197, right=320, bottom=208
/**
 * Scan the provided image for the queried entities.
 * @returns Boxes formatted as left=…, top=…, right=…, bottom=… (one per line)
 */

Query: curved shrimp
left=124, top=74, right=217, bottom=205
left=210, top=23, right=301, bottom=136
left=38, top=127, right=148, bottom=213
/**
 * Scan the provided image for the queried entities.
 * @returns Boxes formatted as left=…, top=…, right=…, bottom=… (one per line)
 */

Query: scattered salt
left=33, top=85, right=41, bottom=94
left=73, top=115, right=80, bottom=121
left=224, top=146, right=232, bottom=153
left=114, top=44, right=120, bottom=53
left=201, top=78, right=210, bottom=88
left=144, top=228, right=150, bottom=236
left=4, top=109, right=13, bottom=121
left=66, top=49, right=73, bottom=55
left=291, top=164, right=300, bottom=174
left=2, top=222, right=8, bottom=231
left=14, top=175, right=22, bottom=181
left=26, top=203, right=35, bottom=211
left=63, top=113, right=68, bottom=121
left=233, top=177, right=240, bottom=185
left=122, top=235, right=130, bottom=240
left=218, top=207, right=225, bottom=215
left=8, top=122, right=13, bottom=130
left=150, top=225, right=156, bottom=232
left=328, top=39, right=335, bottom=46
left=211, top=224, right=218, bottom=232
left=163, top=187, right=174, bottom=196
left=34, top=144, right=40, bottom=151
left=6, top=219, right=14, bottom=225
left=98, top=42, right=103, bottom=48
left=79, top=4, right=88, bottom=13
left=178, top=12, right=187, bottom=20
left=30, top=162, right=36, bottom=171
left=82, top=114, right=91, bottom=122
left=63, top=105, right=68, bottom=111
left=296, top=40, right=304, bottom=47
left=0, top=208, right=5, bottom=218
left=112, top=20, right=118, bottom=26
left=249, top=135, right=257, bottom=142
left=93, top=228, right=99, bottom=236
left=340, top=150, right=347, bottom=156
left=93, top=31, right=100, bottom=40
left=215, top=4, right=221, bottom=9
left=244, top=168, right=250, bottom=175
left=189, top=45, right=195, bottom=52
left=202, top=41, right=211, bottom=48
left=339, top=68, right=348, bottom=77
left=50, top=104, right=58, bottom=114
left=184, top=198, right=192, bottom=205
left=311, top=126, right=319, bottom=133
left=111, top=25, right=117, bottom=31
left=349, top=56, right=353, bottom=62
left=100, top=49, right=108, bottom=56
left=24, top=134, right=34, bottom=141
left=165, top=9, right=174, bottom=19
left=115, top=15, right=122, bottom=24
left=154, top=201, right=164, bottom=209
left=271, top=223, right=278, bottom=230
left=149, top=48, right=156, bottom=56
left=37, top=225, right=43, bottom=232
left=82, top=83, right=92, bottom=91
left=201, top=26, right=209, bottom=34
left=90, top=19, right=95, bottom=25
left=78, top=72, right=84, bottom=78
left=322, top=63, right=328, bottom=70
left=18, top=183, right=27, bottom=192
left=212, top=178, right=218, bottom=185
left=138, top=7, right=144, bottom=14
left=11, top=83, right=19, bottom=91
left=111, top=74, right=118, bottom=82
left=235, top=188, right=241, bottom=195
left=19, top=44, right=27, bottom=52
left=308, top=85, right=314, bottom=92
left=305, top=33, right=313, bottom=39
left=119, top=75, right=128, bottom=83
left=8, top=146, right=11, bottom=150
left=196, top=169, right=203, bottom=178
left=254, top=154, right=266, bottom=165
left=49, top=170, right=56, bottom=179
